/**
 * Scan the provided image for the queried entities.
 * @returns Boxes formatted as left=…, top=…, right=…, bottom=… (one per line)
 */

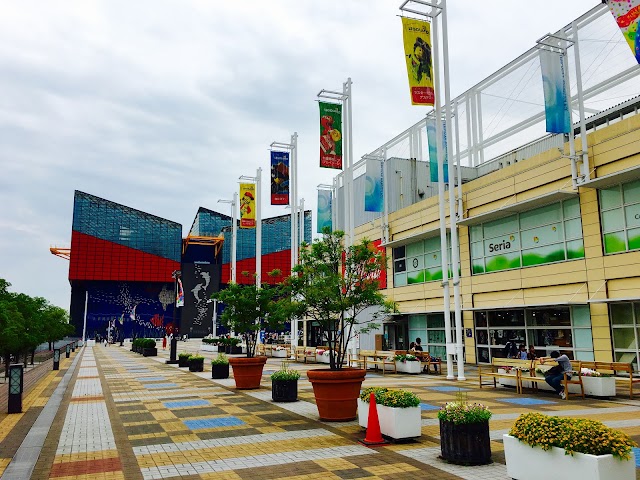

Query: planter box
left=440, top=419, right=491, bottom=465
left=189, top=358, right=204, bottom=372
left=395, top=361, right=421, bottom=374
left=211, top=363, right=229, bottom=379
left=178, top=356, right=190, bottom=368
left=201, top=344, right=218, bottom=352
left=142, top=347, right=157, bottom=357
left=272, top=349, right=288, bottom=358
left=272, top=379, right=298, bottom=402
left=317, top=354, right=330, bottom=364
left=515, top=374, right=617, bottom=397
left=358, top=399, right=421, bottom=439
left=503, top=434, right=635, bottom=480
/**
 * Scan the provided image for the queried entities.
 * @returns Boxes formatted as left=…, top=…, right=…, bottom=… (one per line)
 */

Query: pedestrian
left=527, top=345, right=537, bottom=360
left=518, top=344, right=528, bottom=360
left=162, top=335, right=167, bottom=350
left=539, top=351, right=572, bottom=399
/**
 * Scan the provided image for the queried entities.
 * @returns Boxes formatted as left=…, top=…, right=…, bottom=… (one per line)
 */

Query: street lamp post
left=167, top=269, right=181, bottom=364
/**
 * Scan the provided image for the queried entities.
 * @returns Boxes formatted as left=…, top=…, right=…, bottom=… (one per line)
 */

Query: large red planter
left=229, top=356, right=268, bottom=389
left=307, top=368, right=366, bottom=421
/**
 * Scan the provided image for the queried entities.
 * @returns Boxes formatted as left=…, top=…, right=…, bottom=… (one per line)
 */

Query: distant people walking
left=162, top=335, right=167, bottom=350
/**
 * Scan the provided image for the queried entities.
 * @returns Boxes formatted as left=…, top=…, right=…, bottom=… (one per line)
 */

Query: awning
left=580, top=165, right=640, bottom=190
left=382, top=226, right=449, bottom=249
left=457, top=189, right=577, bottom=226
left=588, top=297, right=640, bottom=303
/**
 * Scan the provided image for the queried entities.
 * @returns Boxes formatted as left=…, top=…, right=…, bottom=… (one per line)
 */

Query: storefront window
left=470, top=198, right=584, bottom=274
left=474, top=305, right=593, bottom=363
left=408, top=313, right=448, bottom=359
left=600, top=180, right=640, bottom=254
left=392, top=236, right=451, bottom=287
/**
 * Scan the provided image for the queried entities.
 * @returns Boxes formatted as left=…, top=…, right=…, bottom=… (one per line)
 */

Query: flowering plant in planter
left=358, top=387, right=421, bottom=439
left=270, top=369, right=300, bottom=381
left=509, top=413, right=636, bottom=459
left=359, top=387, right=420, bottom=408
left=211, top=353, right=228, bottom=365
left=394, top=353, right=419, bottom=363
left=271, top=363, right=300, bottom=402
left=274, top=346, right=286, bottom=351
left=437, top=401, right=492, bottom=424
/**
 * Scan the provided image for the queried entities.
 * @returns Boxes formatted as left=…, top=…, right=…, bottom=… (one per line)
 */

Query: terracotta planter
left=307, top=368, right=366, bottom=421
left=229, top=356, right=267, bottom=389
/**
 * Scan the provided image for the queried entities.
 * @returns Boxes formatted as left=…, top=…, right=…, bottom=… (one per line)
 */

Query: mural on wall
left=181, top=262, right=221, bottom=338
left=86, top=281, right=175, bottom=339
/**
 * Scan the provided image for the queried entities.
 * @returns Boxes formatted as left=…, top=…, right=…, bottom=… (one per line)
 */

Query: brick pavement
left=1, top=341, right=639, bottom=479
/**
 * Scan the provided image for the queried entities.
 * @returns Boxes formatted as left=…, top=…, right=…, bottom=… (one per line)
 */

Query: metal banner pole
left=82, top=290, right=88, bottom=346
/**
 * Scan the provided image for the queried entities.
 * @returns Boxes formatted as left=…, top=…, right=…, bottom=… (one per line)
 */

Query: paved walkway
left=1, top=342, right=639, bottom=479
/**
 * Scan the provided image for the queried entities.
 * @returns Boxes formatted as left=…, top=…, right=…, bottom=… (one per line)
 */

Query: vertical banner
left=239, top=183, right=256, bottom=228
left=364, top=159, right=384, bottom=212
left=427, top=118, right=449, bottom=183
left=607, top=0, right=640, bottom=63
left=270, top=151, right=289, bottom=205
left=540, top=49, right=571, bottom=134
left=319, top=102, right=343, bottom=169
left=176, top=280, right=184, bottom=307
left=317, top=189, right=332, bottom=233
left=401, top=17, right=435, bottom=106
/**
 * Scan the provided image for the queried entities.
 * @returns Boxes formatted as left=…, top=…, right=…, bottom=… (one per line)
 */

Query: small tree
left=212, top=271, right=293, bottom=358
left=288, top=229, right=395, bottom=370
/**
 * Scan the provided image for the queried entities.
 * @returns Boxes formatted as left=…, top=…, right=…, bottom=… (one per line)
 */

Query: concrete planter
left=358, top=399, right=421, bottom=440
left=200, top=344, right=218, bottom=352
left=272, top=349, right=288, bottom=358
left=395, top=360, right=421, bottom=374
left=503, top=434, right=635, bottom=480
left=514, top=373, right=617, bottom=397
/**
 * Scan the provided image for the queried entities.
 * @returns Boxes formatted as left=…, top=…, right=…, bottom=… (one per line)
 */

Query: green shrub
left=211, top=353, right=229, bottom=365
left=178, top=352, right=191, bottom=359
left=438, top=401, right=492, bottom=425
left=271, top=369, right=300, bottom=381
left=359, top=387, right=420, bottom=408
left=189, top=355, right=204, bottom=361
left=509, top=413, right=637, bottom=460
left=394, top=353, right=420, bottom=362
left=202, top=338, right=218, bottom=345
left=142, top=339, right=156, bottom=348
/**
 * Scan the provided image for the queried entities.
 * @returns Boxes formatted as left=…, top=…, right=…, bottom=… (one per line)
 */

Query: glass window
left=392, top=237, right=452, bottom=287
left=622, top=180, right=640, bottom=204
left=600, top=187, right=622, bottom=210
left=483, top=215, right=518, bottom=239
left=573, top=329, right=593, bottom=349
left=564, top=218, right=583, bottom=240
left=475, top=311, right=488, bottom=328
left=520, top=203, right=561, bottom=230
left=613, top=328, right=637, bottom=350
left=602, top=208, right=625, bottom=233
left=406, top=241, right=423, bottom=257
left=572, top=305, right=591, bottom=327
left=563, top=197, right=580, bottom=219
left=611, top=303, right=634, bottom=325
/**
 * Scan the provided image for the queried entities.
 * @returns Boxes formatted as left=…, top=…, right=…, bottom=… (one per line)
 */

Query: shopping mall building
left=333, top=4, right=640, bottom=368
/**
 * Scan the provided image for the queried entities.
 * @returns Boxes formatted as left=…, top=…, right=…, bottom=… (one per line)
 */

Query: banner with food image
left=239, top=183, right=256, bottom=229
left=607, top=0, right=640, bottom=64
left=401, top=17, right=435, bottom=106
left=270, top=151, right=289, bottom=205
left=319, top=102, right=343, bottom=169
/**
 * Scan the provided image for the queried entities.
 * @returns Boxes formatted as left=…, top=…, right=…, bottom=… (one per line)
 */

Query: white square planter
left=358, top=399, right=422, bottom=439
left=317, top=354, right=331, bottom=364
left=272, top=349, right=288, bottom=358
left=200, top=344, right=218, bottom=352
left=503, top=434, right=635, bottom=480
left=395, top=361, right=421, bottom=374
left=582, top=376, right=616, bottom=397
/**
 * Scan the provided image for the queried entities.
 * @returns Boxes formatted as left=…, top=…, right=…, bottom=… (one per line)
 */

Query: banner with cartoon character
left=319, top=102, right=343, bottom=169
left=239, top=183, right=256, bottom=228
left=402, top=17, right=435, bottom=106
left=607, top=0, right=640, bottom=63
left=270, top=151, right=289, bottom=205
left=540, top=49, right=570, bottom=134
left=317, top=189, right=332, bottom=233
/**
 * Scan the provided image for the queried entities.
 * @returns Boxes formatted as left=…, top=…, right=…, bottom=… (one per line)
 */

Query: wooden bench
left=349, top=349, right=374, bottom=370
left=478, top=359, right=531, bottom=394
left=579, top=361, right=639, bottom=399
left=256, top=344, right=266, bottom=356
left=521, top=360, right=584, bottom=400
left=416, top=351, right=442, bottom=374
left=294, top=346, right=317, bottom=363
left=349, top=350, right=396, bottom=374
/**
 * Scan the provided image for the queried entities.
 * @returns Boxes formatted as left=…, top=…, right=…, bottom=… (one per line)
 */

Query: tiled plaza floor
left=1, top=342, right=639, bottom=479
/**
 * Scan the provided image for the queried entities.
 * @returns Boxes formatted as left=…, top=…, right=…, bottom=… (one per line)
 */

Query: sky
left=0, top=0, right=603, bottom=309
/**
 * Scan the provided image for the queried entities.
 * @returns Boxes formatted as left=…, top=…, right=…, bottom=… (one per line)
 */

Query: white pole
left=256, top=167, right=262, bottom=288
left=382, top=148, right=389, bottom=244
left=232, top=192, right=238, bottom=283
left=345, top=78, right=355, bottom=247
left=442, top=0, right=465, bottom=381
left=291, top=132, right=298, bottom=272
left=82, top=290, right=88, bottom=345
left=572, top=21, right=589, bottom=182
left=433, top=5, right=454, bottom=380
left=212, top=299, right=217, bottom=338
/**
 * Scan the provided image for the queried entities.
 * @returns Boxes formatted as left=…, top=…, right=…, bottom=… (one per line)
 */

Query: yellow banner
left=402, top=17, right=435, bottom=106
left=239, top=183, right=256, bottom=229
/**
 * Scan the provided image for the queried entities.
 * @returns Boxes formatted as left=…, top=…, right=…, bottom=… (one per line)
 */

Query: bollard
left=53, top=348, right=60, bottom=370
left=8, top=364, right=23, bottom=414
left=65, top=344, right=70, bottom=358
left=71, top=342, right=75, bottom=352
left=166, top=337, right=179, bottom=364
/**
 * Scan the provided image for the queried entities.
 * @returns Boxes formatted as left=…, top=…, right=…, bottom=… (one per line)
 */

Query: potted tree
left=271, top=362, right=300, bottom=402
left=287, top=229, right=395, bottom=421
left=188, top=354, right=204, bottom=372
left=438, top=397, right=492, bottom=465
left=178, top=352, right=191, bottom=368
left=211, top=271, right=293, bottom=390
left=358, top=387, right=421, bottom=440
left=504, top=413, right=637, bottom=480
left=211, top=353, right=229, bottom=379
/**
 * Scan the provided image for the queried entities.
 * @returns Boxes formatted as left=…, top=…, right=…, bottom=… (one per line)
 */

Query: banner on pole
left=607, top=0, right=640, bottom=64
left=270, top=151, right=289, bottom=205
left=239, top=183, right=256, bottom=228
left=364, top=158, right=384, bottom=212
left=176, top=280, right=184, bottom=307
left=427, top=118, right=449, bottom=183
left=402, top=17, right=435, bottom=106
left=319, top=102, right=343, bottom=169
left=317, top=189, right=332, bottom=233
left=540, top=49, right=571, bottom=134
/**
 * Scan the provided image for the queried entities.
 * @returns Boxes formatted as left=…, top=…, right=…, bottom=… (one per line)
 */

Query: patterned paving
left=2, top=341, right=640, bottom=479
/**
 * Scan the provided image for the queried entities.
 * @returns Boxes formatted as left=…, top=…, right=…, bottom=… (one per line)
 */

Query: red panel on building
left=69, top=231, right=180, bottom=282
left=221, top=249, right=292, bottom=285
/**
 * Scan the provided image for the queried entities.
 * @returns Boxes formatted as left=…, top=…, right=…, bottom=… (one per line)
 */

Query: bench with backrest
left=256, top=344, right=266, bottom=356
left=294, top=346, right=317, bottom=363
left=478, top=358, right=532, bottom=394
left=415, top=351, right=442, bottom=374
left=521, top=359, right=584, bottom=400
left=579, top=361, right=638, bottom=399
left=349, top=350, right=397, bottom=374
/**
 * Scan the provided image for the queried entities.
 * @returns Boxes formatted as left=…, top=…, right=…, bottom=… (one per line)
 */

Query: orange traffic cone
left=359, top=392, right=388, bottom=446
